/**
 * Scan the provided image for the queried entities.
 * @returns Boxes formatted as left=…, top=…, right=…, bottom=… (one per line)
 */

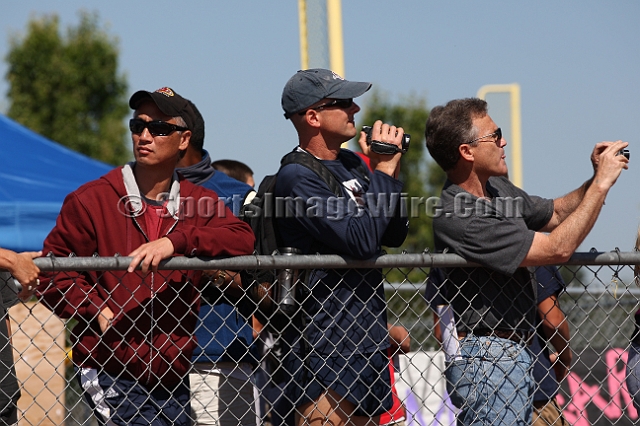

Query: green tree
left=357, top=90, right=446, bottom=253
left=5, top=11, right=130, bottom=165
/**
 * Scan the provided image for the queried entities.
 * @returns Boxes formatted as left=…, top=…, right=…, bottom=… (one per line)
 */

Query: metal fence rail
left=5, top=252, right=640, bottom=425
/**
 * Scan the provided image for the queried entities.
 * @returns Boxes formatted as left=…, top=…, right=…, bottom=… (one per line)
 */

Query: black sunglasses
left=298, top=98, right=354, bottom=115
left=129, top=118, right=188, bottom=136
left=465, top=128, right=502, bottom=146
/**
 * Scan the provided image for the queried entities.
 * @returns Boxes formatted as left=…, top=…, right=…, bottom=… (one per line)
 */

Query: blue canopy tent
left=0, top=114, right=114, bottom=251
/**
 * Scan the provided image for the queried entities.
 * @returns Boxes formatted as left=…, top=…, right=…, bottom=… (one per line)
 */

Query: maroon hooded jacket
left=38, top=166, right=254, bottom=387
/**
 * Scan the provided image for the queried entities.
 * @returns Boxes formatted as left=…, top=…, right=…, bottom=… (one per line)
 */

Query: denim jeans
left=445, top=335, right=534, bottom=426
left=626, top=342, right=640, bottom=411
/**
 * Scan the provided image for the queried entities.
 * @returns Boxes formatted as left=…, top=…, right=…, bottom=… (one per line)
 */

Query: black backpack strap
left=279, top=150, right=347, bottom=255
left=338, top=148, right=370, bottom=184
left=280, top=151, right=343, bottom=197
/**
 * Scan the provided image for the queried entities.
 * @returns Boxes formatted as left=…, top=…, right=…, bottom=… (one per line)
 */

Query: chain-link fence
left=5, top=252, right=640, bottom=425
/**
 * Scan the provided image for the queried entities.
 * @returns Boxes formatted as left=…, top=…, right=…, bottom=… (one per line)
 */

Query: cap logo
left=155, top=87, right=175, bottom=97
left=331, top=72, right=344, bottom=81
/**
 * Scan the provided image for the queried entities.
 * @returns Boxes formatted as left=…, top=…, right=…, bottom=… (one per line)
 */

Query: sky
left=1, top=1, right=639, bottom=262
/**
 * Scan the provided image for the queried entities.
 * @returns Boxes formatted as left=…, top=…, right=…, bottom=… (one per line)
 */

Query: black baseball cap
left=281, top=69, right=372, bottom=119
left=186, top=100, right=205, bottom=151
left=129, top=87, right=197, bottom=130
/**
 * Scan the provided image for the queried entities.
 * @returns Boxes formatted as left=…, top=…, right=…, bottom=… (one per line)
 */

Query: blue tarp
left=0, top=114, right=113, bottom=251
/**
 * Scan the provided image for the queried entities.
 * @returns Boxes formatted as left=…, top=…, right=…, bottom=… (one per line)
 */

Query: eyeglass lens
left=316, top=98, right=353, bottom=110
left=298, top=98, right=354, bottom=116
left=330, top=99, right=353, bottom=109
left=493, top=128, right=502, bottom=144
left=129, top=119, right=179, bottom=136
left=469, top=127, right=502, bottom=146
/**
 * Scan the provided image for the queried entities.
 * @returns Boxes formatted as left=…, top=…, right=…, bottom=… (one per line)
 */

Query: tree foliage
left=5, top=11, right=130, bottom=165
left=357, top=90, right=446, bottom=254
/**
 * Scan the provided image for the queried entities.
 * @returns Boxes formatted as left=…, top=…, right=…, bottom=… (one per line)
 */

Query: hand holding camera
left=358, top=121, right=407, bottom=178
left=590, top=141, right=630, bottom=176
left=590, top=141, right=630, bottom=191
left=362, top=125, right=410, bottom=155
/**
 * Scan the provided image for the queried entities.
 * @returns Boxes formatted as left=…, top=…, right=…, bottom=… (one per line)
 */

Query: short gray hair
left=174, top=116, right=188, bottom=129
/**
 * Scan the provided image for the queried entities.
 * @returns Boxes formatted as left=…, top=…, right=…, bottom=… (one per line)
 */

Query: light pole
left=298, top=0, right=347, bottom=147
left=477, top=83, right=523, bottom=188
left=326, top=0, right=344, bottom=77
left=297, top=0, right=345, bottom=77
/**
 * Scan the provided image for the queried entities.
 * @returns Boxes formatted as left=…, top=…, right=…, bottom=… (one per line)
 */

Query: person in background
left=210, top=157, right=288, bottom=426
left=212, top=159, right=255, bottom=188
left=626, top=228, right=640, bottom=412
left=0, top=248, right=40, bottom=425
left=173, top=93, right=259, bottom=426
left=531, top=266, right=571, bottom=426
left=380, top=324, right=410, bottom=426
left=175, top=112, right=254, bottom=216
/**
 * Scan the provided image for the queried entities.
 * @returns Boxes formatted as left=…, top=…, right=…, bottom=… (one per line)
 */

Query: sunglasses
left=298, top=98, right=354, bottom=115
left=465, top=128, right=502, bottom=146
left=129, top=118, right=188, bottom=136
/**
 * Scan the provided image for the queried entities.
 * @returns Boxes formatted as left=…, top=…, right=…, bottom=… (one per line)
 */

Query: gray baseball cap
left=281, top=69, right=372, bottom=119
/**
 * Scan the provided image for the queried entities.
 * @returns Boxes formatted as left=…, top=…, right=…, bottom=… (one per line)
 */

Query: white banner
left=396, top=351, right=457, bottom=426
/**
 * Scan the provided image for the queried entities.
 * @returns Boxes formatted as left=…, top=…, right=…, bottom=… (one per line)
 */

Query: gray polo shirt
left=433, top=176, right=554, bottom=333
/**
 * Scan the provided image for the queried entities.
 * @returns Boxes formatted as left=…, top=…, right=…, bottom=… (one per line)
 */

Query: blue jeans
left=626, top=342, right=640, bottom=411
left=445, top=335, right=534, bottom=426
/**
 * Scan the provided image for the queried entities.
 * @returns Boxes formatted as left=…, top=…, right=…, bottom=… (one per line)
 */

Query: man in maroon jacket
left=37, top=87, right=255, bottom=426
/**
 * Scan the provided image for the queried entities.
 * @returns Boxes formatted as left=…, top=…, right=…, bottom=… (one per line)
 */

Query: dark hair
left=212, top=159, right=254, bottom=184
left=425, top=98, right=488, bottom=171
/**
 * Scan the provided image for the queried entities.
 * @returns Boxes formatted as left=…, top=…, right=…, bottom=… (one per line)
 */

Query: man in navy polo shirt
left=276, top=69, right=409, bottom=425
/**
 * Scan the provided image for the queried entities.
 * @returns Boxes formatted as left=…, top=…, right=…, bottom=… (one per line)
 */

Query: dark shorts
left=77, top=368, right=191, bottom=426
left=283, top=351, right=394, bottom=417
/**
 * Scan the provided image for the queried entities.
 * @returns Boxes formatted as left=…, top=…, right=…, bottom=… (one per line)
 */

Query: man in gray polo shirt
left=425, top=97, right=628, bottom=426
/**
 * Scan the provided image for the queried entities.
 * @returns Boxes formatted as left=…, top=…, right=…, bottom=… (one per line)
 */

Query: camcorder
left=617, top=149, right=630, bottom=160
left=362, top=126, right=410, bottom=155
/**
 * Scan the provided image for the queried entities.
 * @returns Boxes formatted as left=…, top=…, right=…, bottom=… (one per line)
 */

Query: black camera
left=362, top=126, right=410, bottom=155
left=617, top=149, right=630, bottom=160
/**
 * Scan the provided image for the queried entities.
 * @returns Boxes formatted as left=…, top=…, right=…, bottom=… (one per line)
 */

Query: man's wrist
left=374, top=161, right=399, bottom=177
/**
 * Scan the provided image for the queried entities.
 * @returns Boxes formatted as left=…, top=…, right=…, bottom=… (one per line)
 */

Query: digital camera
left=362, top=126, right=410, bottom=155
left=617, top=149, right=630, bottom=160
